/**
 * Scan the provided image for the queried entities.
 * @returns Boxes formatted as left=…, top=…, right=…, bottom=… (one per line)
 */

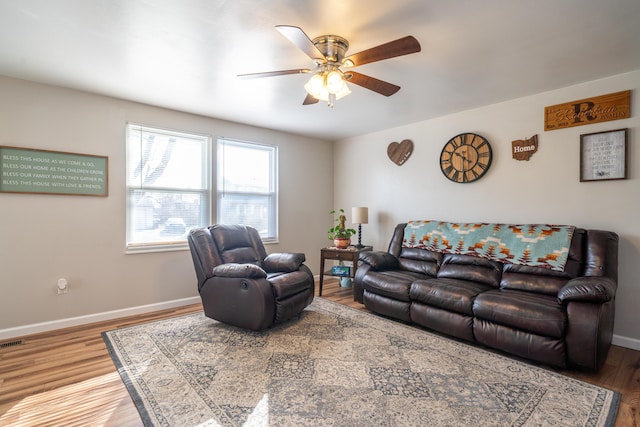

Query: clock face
left=440, top=133, right=492, bottom=183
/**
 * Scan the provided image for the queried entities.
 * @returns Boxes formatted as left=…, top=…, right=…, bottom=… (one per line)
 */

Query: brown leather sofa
left=353, top=223, right=618, bottom=371
left=188, top=224, right=315, bottom=330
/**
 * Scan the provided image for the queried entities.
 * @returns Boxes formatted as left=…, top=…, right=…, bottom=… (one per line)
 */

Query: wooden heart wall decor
left=387, top=139, right=414, bottom=166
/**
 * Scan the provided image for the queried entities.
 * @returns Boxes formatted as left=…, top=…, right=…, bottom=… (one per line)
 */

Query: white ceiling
left=1, top=0, right=639, bottom=141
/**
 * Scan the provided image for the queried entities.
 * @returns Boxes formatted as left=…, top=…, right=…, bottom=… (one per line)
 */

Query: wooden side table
left=319, top=246, right=372, bottom=297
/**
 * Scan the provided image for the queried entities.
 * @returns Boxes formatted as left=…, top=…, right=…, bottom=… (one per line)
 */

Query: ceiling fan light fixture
left=332, top=80, right=351, bottom=99
left=304, top=73, right=325, bottom=98
left=304, top=69, right=351, bottom=107
left=326, top=70, right=344, bottom=93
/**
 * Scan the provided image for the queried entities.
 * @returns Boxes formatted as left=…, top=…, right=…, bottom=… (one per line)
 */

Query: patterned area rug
left=103, top=298, right=619, bottom=426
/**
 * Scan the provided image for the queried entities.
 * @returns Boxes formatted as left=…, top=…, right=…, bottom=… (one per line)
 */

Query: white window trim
left=125, top=123, right=212, bottom=254
left=217, top=138, right=278, bottom=243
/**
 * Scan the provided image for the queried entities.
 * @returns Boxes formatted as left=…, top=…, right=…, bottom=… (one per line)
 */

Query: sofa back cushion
left=210, top=224, right=267, bottom=265
left=437, top=253, right=502, bottom=288
left=499, top=228, right=585, bottom=295
left=398, top=247, right=442, bottom=277
left=389, top=223, right=442, bottom=277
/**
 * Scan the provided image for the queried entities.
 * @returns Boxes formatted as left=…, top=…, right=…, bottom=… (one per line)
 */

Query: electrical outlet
left=57, top=278, right=68, bottom=294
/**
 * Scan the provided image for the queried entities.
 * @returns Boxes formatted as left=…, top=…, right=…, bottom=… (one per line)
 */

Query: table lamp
left=351, top=207, right=368, bottom=249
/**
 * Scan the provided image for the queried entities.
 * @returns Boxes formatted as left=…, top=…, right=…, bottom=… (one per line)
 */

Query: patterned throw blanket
left=403, top=220, right=575, bottom=272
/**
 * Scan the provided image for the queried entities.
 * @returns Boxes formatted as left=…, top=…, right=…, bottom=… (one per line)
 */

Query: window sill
left=126, top=241, right=189, bottom=254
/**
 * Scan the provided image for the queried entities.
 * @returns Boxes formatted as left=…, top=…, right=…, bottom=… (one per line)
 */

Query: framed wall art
left=0, top=146, right=108, bottom=196
left=580, top=128, right=628, bottom=182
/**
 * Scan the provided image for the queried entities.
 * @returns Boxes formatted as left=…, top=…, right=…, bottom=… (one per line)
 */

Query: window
left=217, top=139, right=277, bottom=242
left=126, top=124, right=211, bottom=252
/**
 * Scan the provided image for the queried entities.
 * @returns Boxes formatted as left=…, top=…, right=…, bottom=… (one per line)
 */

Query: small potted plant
left=328, top=209, right=356, bottom=249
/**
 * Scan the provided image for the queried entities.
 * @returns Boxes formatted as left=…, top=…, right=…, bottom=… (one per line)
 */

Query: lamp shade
left=352, top=207, right=368, bottom=225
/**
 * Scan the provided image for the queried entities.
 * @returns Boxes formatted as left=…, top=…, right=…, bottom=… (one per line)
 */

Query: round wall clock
left=439, top=133, right=493, bottom=183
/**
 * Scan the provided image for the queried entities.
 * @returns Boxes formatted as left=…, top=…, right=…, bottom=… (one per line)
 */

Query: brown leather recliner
left=188, top=224, right=314, bottom=330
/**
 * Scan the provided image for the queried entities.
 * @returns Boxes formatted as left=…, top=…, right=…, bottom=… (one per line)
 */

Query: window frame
left=216, top=138, right=278, bottom=243
left=125, top=123, right=212, bottom=253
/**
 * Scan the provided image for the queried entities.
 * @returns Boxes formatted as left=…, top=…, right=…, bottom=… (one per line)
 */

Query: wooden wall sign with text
left=0, top=146, right=108, bottom=196
left=544, top=90, right=630, bottom=131
left=512, top=135, right=538, bottom=161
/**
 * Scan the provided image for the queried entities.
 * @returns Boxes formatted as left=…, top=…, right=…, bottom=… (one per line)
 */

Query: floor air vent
left=0, top=339, right=24, bottom=349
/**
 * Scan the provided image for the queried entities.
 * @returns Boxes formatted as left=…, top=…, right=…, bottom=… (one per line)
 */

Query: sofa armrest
left=359, top=251, right=399, bottom=271
left=557, top=276, right=616, bottom=304
left=263, top=253, right=306, bottom=273
left=212, top=263, right=267, bottom=279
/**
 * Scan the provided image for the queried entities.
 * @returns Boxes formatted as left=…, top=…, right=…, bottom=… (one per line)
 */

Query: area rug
left=103, top=298, right=619, bottom=426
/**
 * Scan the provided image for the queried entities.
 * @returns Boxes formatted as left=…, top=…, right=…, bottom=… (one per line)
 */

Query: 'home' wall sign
left=512, top=135, right=538, bottom=161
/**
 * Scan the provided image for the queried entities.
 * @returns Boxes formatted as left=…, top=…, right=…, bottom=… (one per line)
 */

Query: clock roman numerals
left=440, top=133, right=492, bottom=183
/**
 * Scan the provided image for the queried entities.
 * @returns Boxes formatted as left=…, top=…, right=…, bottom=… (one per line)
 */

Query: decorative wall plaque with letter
left=580, top=129, right=627, bottom=182
left=512, top=135, right=538, bottom=161
left=387, top=139, right=413, bottom=166
left=544, top=90, right=630, bottom=131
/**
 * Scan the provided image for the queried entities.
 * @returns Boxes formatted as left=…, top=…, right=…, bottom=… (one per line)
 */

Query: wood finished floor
left=0, top=278, right=638, bottom=426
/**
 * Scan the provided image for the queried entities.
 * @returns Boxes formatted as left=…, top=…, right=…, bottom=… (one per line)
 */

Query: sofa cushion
left=437, top=254, right=502, bottom=288
left=498, top=229, right=586, bottom=295
left=268, top=270, right=313, bottom=299
left=398, top=247, right=442, bottom=276
left=211, top=224, right=263, bottom=264
left=361, top=270, right=425, bottom=302
left=473, top=319, right=566, bottom=367
left=500, top=263, right=571, bottom=296
left=363, top=291, right=411, bottom=322
left=410, top=278, right=494, bottom=315
left=411, top=303, right=474, bottom=342
left=473, top=289, right=566, bottom=338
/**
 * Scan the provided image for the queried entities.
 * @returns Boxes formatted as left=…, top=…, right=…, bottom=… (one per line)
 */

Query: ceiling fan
left=238, top=25, right=421, bottom=107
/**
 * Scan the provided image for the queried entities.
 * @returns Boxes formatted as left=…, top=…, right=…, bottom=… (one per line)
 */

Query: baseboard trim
left=612, top=334, right=640, bottom=351
left=0, top=296, right=201, bottom=341
left=2, top=299, right=639, bottom=352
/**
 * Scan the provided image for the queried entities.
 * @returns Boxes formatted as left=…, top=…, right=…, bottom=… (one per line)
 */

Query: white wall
left=0, top=76, right=333, bottom=335
left=334, top=70, right=640, bottom=349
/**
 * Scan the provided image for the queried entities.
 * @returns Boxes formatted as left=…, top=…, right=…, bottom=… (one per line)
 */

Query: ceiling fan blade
left=276, top=25, right=326, bottom=61
left=345, top=72, right=400, bottom=96
left=303, top=94, right=319, bottom=105
left=238, top=69, right=311, bottom=79
left=343, top=36, right=421, bottom=67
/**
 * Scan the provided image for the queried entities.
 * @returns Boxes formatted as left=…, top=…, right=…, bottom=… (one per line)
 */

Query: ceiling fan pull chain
left=328, top=93, right=336, bottom=108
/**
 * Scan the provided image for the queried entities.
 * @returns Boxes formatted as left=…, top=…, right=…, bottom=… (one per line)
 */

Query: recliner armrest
left=557, top=276, right=616, bottom=304
left=359, top=251, right=399, bottom=271
left=212, top=263, right=267, bottom=279
left=263, top=253, right=306, bottom=273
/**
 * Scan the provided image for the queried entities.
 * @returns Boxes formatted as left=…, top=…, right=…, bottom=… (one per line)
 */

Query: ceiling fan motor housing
left=312, top=35, right=349, bottom=64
